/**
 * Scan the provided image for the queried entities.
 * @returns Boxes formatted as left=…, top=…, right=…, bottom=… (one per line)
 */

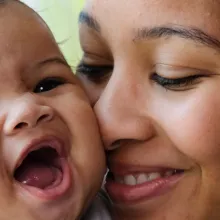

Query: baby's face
left=0, top=2, right=105, bottom=220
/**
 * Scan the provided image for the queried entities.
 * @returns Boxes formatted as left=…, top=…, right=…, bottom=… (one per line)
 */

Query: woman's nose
left=3, top=95, right=54, bottom=135
left=94, top=71, right=155, bottom=150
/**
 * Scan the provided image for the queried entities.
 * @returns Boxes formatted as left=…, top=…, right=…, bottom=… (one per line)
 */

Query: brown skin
left=78, top=0, right=220, bottom=219
left=0, top=1, right=105, bottom=220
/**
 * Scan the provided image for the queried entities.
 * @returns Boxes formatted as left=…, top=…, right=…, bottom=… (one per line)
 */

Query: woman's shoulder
left=82, top=189, right=112, bottom=220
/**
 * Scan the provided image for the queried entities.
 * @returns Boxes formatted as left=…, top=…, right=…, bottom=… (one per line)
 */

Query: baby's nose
left=3, top=95, right=54, bottom=135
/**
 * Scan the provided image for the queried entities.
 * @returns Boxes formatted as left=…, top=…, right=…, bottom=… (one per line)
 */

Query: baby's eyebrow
left=78, top=11, right=101, bottom=33
left=37, top=57, right=70, bottom=69
left=134, top=25, right=220, bottom=53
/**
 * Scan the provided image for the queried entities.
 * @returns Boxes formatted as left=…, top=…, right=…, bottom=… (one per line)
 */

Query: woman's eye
left=151, top=73, right=206, bottom=91
left=76, top=62, right=113, bottom=83
left=34, top=77, right=65, bottom=93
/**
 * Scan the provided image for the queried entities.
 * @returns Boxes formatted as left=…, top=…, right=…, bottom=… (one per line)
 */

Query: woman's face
left=78, top=0, right=220, bottom=219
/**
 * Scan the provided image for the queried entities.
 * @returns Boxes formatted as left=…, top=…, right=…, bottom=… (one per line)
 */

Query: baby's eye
left=76, top=62, right=113, bottom=84
left=34, top=77, right=65, bottom=93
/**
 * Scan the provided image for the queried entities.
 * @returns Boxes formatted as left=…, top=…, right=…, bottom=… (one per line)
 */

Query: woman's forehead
left=83, top=0, right=220, bottom=40
left=85, top=0, right=220, bottom=11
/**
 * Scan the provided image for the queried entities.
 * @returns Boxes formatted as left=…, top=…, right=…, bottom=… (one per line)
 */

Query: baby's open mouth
left=14, top=147, right=63, bottom=189
left=13, top=137, right=72, bottom=200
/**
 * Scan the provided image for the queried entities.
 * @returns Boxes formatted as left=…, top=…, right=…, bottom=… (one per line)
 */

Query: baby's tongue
left=16, top=161, right=60, bottom=189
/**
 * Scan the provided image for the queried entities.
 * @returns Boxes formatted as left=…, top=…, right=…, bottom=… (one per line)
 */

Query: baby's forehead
left=0, top=0, right=48, bottom=33
left=0, top=1, right=68, bottom=84
left=0, top=2, right=59, bottom=57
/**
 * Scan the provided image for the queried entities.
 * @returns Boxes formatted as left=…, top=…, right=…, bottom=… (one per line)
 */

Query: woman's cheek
left=158, top=86, right=220, bottom=165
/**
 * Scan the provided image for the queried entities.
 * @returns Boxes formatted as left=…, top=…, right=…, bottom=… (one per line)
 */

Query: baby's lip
left=13, top=135, right=72, bottom=200
left=13, top=136, right=67, bottom=172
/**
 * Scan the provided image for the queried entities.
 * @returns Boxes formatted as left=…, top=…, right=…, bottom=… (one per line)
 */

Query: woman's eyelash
left=76, top=63, right=113, bottom=83
left=77, top=63, right=113, bottom=74
left=151, top=73, right=206, bottom=89
left=77, top=63, right=207, bottom=89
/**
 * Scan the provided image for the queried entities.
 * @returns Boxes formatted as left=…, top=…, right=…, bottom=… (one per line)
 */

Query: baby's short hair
left=0, top=0, right=27, bottom=6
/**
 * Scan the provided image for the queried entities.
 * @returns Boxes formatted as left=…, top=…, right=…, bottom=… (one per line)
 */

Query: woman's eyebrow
left=78, top=11, right=101, bottom=32
left=134, top=25, right=220, bottom=52
left=78, top=12, right=220, bottom=53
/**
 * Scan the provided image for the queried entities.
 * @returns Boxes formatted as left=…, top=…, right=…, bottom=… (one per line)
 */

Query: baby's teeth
left=124, top=175, right=136, bottom=185
left=148, top=172, right=161, bottom=181
left=137, top=173, right=148, bottom=184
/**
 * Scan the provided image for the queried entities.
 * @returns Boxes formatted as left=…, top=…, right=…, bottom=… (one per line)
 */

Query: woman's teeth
left=114, top=170, right=181, bottom=186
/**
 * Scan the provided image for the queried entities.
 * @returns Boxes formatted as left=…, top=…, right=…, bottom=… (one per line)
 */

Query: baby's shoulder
left=81, top=190, right=112, bottom=220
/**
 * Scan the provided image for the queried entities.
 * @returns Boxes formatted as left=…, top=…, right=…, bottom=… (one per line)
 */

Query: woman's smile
left=106, top=165, right=185, bottom=204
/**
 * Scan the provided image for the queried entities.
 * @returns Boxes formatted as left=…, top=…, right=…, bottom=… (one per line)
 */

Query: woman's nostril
left=15, top=122, right=28, bottom=129
left=108, top=139, right=134, bottom=150
left=37, top=114, right=51, bottom=123
left=108, top=140, right=123, bottom=150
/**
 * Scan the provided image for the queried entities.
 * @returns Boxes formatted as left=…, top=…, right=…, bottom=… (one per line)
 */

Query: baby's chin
left=0, top=200, right=35, bottom=220
left=14, top=176, right=97, bottom=220
left=0, top=201, right=79, bottom=220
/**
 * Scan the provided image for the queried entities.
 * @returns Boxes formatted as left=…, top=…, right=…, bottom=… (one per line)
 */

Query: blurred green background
left=21, top=0, right=84, bottom=68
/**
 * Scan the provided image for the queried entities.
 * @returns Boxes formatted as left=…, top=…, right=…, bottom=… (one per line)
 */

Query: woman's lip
left=108, top=162, right=186, bottom=176
left=105, top=171, right=184, bottom=205
left=15, top=158, right=73, bottom=201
